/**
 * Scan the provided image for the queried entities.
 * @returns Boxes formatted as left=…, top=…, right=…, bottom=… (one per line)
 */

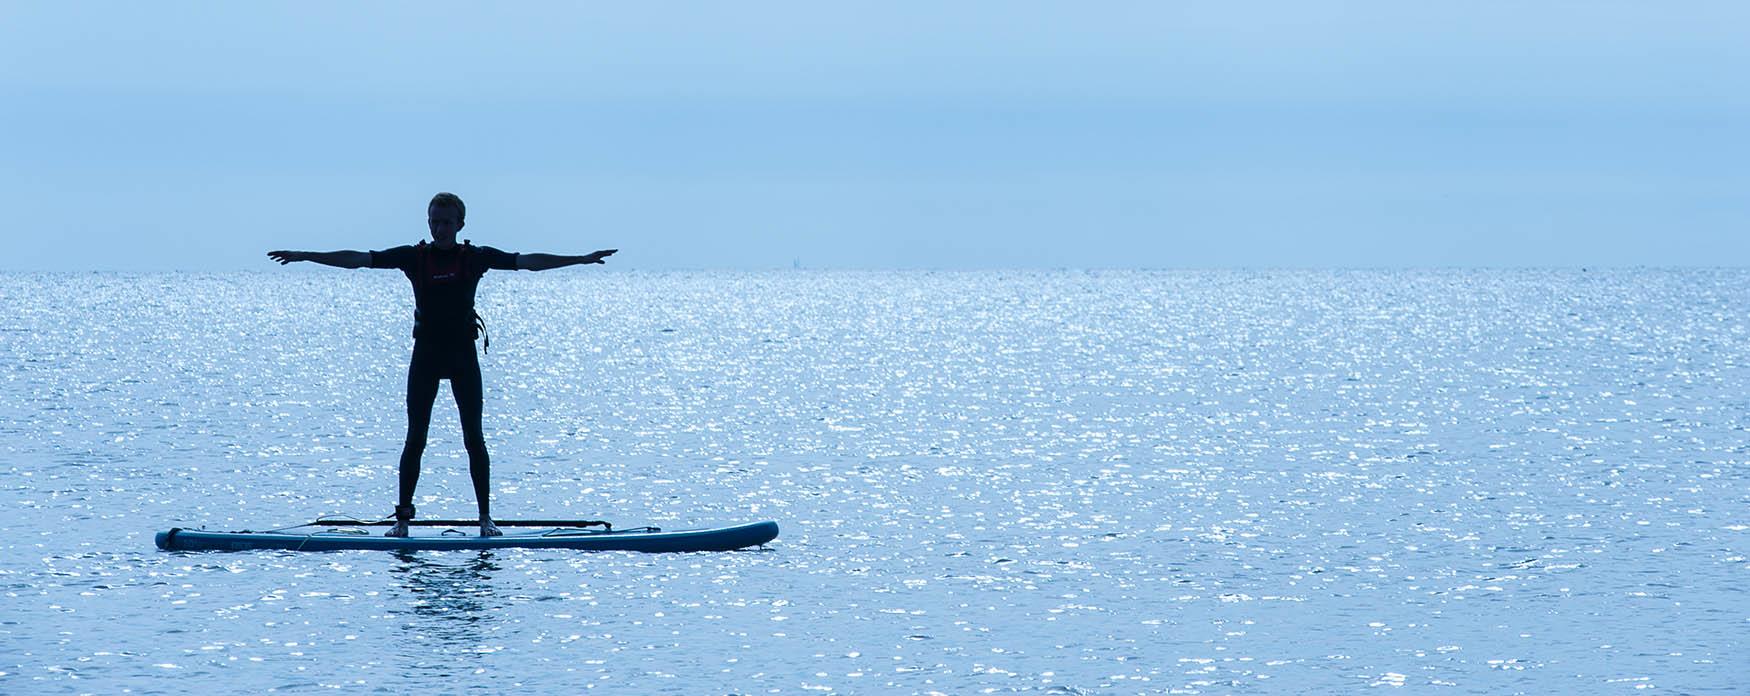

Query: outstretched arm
left=517, top=249, right=617, bottom=271
left=267, top=250, right=372, bottom=268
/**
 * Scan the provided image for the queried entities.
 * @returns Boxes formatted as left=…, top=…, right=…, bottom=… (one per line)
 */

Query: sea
left=1, top=269, right=1744, bottom=694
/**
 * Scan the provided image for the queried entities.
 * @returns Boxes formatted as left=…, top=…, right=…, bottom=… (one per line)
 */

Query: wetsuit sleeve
left=369, top=245, right=417, bottom=270
left=477, top=246, right=521, bottom=271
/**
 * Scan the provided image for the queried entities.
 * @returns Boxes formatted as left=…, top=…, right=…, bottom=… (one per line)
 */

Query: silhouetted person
left=269, top=192, right=616, bottom=536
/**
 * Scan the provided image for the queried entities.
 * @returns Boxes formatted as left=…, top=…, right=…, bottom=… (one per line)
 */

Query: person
left=268, top=192, right=616, bottom=537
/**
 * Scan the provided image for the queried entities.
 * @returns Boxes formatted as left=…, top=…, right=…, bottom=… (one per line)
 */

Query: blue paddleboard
left=156, top=520, right=779, bottom=553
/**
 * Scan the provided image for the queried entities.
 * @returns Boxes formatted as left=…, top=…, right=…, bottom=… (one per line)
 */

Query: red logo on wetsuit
left=420, top=247, right=466, bottom=286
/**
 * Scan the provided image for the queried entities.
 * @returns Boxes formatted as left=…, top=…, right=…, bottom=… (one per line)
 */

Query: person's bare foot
left=387, top=503, right=415, bottom=537
left=480, top=518, right=502, bottom=537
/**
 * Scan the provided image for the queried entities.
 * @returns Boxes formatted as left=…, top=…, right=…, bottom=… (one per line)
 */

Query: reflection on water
left=387, top=551, right=505, bottom=670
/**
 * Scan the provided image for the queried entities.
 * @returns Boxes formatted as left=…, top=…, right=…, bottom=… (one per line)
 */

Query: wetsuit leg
left=399, top=342, right=442, bottom=509
left=450, top=345, right=491, bottom=519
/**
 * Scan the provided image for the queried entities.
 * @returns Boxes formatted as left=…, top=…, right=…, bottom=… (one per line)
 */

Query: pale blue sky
left=3, top=2, right=1746, bottom=270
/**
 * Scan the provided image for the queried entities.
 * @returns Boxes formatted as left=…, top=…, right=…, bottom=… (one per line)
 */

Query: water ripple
left=1, top=269, right=1745, bottom=693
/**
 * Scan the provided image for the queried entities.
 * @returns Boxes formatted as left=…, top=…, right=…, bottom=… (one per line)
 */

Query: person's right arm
left=267, top=250, right=372, bottom=268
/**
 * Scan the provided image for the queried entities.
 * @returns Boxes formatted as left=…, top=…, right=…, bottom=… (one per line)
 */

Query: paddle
left=311, top=518, right=615, bottom=531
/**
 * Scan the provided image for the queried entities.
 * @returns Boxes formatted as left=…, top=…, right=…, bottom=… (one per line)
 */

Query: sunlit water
left=1, top=269, right=1745, bottom=694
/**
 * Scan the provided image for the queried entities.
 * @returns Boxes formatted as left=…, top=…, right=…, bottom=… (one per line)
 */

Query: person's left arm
left=514, top=249, right=617, bottom=271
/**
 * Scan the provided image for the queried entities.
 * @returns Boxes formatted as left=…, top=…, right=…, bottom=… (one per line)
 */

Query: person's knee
left=462, top=433, right=488, bottom=452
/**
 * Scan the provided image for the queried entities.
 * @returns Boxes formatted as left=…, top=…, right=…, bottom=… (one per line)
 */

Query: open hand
left=583, top=249, right=618, bottom=264
left=267, top=250, right=306, bottom=265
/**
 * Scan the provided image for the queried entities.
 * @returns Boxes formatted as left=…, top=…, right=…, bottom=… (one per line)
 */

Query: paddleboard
left=156, top=520, right=778, bottom=553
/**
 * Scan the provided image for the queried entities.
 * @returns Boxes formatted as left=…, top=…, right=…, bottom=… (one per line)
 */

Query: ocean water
left=1, top=269, right=1745, bottom=694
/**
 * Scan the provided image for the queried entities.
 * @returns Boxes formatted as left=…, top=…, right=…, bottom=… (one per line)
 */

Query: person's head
left=428, top=192, right=466, bottom=246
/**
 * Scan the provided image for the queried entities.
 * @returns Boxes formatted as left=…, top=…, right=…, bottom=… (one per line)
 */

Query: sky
left=2, top=2, right=1746, bottom=270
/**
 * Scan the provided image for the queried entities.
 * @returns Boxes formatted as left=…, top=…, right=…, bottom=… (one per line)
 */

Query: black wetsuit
left=369, top=242, right=519, bottom=511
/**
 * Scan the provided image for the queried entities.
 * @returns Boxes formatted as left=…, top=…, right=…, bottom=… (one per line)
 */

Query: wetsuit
left=369, top=242, right=520, bottom=512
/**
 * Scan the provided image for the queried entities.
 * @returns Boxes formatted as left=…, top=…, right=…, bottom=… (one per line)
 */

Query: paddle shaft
left=312, top=519, right=612, bottom=529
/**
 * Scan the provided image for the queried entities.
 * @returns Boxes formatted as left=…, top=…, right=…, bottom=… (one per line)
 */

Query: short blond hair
left=429, top=192, right=465, bottom=222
